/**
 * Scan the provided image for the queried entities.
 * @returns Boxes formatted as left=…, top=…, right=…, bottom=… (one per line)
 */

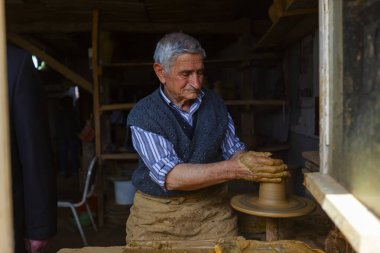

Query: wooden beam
left=224, top=99, right=287, bottom=106
left=7, top=33, right=93, bottom=93
left=286, top=0, right=318, bottom=11
left=101, top=54, right=283, bottom=69
left=91, top=9, right=104, bottom=227
left=7, top=22, right=92, bottom=33
left=101, top=153, right=139, bottom=160
left=99, top=100, right=286, bottom=112
left=255, top=144, right=291, bottom=152
left=266, top=218, right=280, bottom=241
left=0, top=0, right=15, bottom=251
left=7, top=19, right=251, bottom=34
left=40, top=0, right=145, bottom=10
left=101, top=103, right=135, bottom=112
left=103, top=18, right=250, bottom=34
left=254, top=8, right=318, bottom=50
left=92, top=9, right=101, bottom=160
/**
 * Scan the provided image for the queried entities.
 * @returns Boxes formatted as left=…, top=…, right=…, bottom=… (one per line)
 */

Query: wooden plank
left=224, top=99, right=286, bottom=106
left=7, top=22, right=93, bottom=33
left=304, top=173, right=380, bottom=253
left=255, top=144, right=291, bottom=152
left=7, top=1, right=145, bottom=11
left=101, top=153, right=139, bottom=160
left=304, top=160, right=319, bottom=172
left=42, top=0, right=145, bottom=12
left=5, top=4, right=92, bottom=23
left=101, top=53, right=283, bottom=68
left=92, top=10, right=100, bottom=158
left=282, top=7, right=317, bottom=16
left=101, top=103, right=135, bottom=112
left=302, top=151, right=319, bottom=166
left=286, top=0, right=318, bottom=11
left=101, top=62, right=152, bottom=68
left=254, top=8, right=318, bottom=50
left=7, top=33, right=93, bottom=93
left=266, top=218, right=280, bottom=241
left=319, top=0, right=342, bottom=175
left=0, top=0, right=14, bottom=251
left=7, top=19, right=250, bottom=34
left=102, top=19, right=250, bottom=34
left=100, top=100, right=286, bottom=112
left=91, top=9, right=104, bottom=227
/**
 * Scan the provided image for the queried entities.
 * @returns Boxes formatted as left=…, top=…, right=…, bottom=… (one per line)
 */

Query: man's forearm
left=165, top=150, right=289, bottom=191
left=165, top=162, right=229, bottom=191
left=165, top=155, right=249, bottom=191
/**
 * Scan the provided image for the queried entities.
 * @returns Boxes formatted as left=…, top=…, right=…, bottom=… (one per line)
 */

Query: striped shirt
left=130, top=88, right=246, bottom=189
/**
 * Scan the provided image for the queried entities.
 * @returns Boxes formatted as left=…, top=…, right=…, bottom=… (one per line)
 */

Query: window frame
left=305, top=1, right=380, bottom=252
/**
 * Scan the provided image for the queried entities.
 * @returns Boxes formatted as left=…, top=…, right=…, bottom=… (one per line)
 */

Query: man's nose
left=189, top=73, right=202, bottom=88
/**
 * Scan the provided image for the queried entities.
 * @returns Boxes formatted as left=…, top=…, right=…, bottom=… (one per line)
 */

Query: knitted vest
left=127, top=88, right=228, bottom=196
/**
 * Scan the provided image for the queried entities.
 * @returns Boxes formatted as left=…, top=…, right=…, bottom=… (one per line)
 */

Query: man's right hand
left=238, top=151, right=289, bottom=183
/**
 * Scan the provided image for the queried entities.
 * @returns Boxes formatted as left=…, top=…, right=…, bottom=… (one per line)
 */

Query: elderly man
left=126, top=32, right=288, bottom=241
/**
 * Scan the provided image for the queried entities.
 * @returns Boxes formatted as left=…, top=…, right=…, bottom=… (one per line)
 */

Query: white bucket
left=114, top=180, right=136, bottom=205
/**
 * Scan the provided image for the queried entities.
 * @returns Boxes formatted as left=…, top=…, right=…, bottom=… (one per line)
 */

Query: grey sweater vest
left=127, top=88, right=228, bottom=196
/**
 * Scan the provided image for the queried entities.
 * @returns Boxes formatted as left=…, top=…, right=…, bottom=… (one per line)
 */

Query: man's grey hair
left=153, top=32, right=206, bottom=73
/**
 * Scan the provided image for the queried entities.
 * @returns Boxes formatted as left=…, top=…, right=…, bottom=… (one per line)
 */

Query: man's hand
left=238, top=151, right=289, bottom=183
left=25, top=239, right=49, bottom=253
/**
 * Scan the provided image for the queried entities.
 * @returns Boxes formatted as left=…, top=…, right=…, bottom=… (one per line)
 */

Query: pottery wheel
left=231, top=193, right=315, bottom=218
left=230, top=182, right=316, bottom=218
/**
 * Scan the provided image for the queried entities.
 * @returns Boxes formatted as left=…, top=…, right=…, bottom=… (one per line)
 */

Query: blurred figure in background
left=56, top=95, right=81, bottom=178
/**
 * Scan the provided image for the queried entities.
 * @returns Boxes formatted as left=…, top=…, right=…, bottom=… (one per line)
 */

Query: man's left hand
left=238, top=151, right=290, bottom=182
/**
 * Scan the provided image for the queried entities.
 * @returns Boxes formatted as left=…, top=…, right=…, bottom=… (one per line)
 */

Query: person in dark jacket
left=7, top=43, right=56, bottom=253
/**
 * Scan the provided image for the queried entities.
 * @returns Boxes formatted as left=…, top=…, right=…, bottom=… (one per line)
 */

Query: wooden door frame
left=0, top=0, right=15, bottom=252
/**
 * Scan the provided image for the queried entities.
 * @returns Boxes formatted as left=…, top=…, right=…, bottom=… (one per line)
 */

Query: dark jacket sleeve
left=12, top=49, right=57, bottom=240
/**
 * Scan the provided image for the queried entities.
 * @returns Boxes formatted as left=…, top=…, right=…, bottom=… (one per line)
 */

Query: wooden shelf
left=100, top=53, right=283, bottom=69
left=255, top=144, right=290, bottom=152
left=254, top=7, right=318, bottom=51
left=286, top=0, right=318, bottom=11
left=225, top=99, right=286, bottom=106
left=100, top=99, right=286, bottom=112
left=101, top=62, right=152, bottom=68
left=302, top=151, right=319, bottom=166
left=101, top=153, right=139, bottom=160
left=101, top=103, right=135, bottom=112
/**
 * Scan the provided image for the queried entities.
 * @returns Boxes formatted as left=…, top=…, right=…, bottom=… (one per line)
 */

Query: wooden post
left=238, top=33, right=255, bottom=147
left=266, top=217, right=280, bottom=241
left=92, top=9, right=101, bottom=159
left=92, top=9, right=105, bottom=226
left=0, top=0, right=15, bottom=251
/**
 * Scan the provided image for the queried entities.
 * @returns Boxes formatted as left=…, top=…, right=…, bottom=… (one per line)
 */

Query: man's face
left=154, top=53, right=204, bottom=107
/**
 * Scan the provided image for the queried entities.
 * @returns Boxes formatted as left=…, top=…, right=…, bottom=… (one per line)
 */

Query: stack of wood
left=105, top=200, right=131, bottom=227
left=268, top=0, right=318, bottom=23
left=325, top=227, right=355, bottom=253
left=302, top=151, right=319, bottom=173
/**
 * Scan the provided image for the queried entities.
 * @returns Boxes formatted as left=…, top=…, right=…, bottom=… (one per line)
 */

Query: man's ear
left=153, top=63, right=166, bottom=84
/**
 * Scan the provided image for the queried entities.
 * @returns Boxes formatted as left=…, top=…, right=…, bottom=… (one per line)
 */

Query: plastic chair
left=58, top=157, right=98, bottom=245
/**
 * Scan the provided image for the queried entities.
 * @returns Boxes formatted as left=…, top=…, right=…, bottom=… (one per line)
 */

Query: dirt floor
left=46, top=177, right=333, bottom=253
left=46, top=176, right=127, bottom=253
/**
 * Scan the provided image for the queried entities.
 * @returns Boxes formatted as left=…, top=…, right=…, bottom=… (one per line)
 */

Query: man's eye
left=197, top=71, right=204, bottom=76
